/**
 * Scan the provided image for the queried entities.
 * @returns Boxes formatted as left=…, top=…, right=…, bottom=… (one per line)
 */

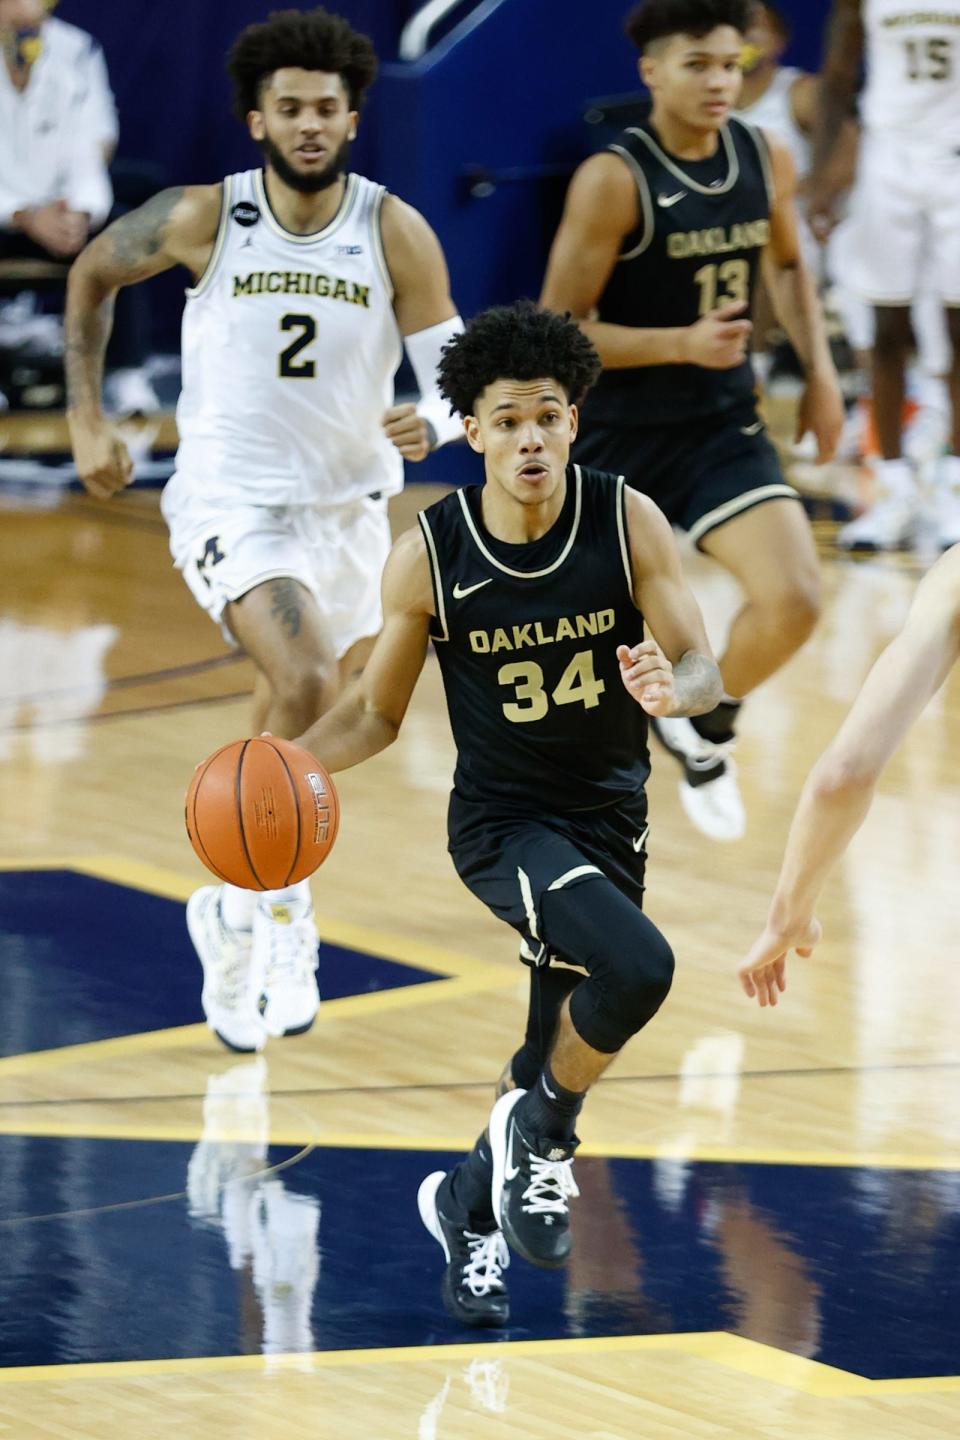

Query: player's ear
left=464, top=415, right=484, bottom=454
left=348, top=110, right=358, bottom=142
left=568, top=403, right=579, bottom=445
left=639, top=54, right=656, bottom=91
left=248, top=110, right=265, bottom=142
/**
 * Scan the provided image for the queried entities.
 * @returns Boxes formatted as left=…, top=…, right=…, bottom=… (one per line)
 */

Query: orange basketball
left=185, top=736, right=339, bottom=890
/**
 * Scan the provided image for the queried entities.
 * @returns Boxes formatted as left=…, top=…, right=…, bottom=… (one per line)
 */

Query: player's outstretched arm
left=807, top=0, right=863, bottom=236
left=618, top=489, right=722, bottom=718
left=379, top=195, right=462, bottom=462
left=541, top=154, right=752, bottom=372
left=739, top=546, right=960, bottom=1007
left=296, top=526, right=433, bottom=771
left=760, top=134, right=844, bottom=463
left=65, top=184, right=221, bottom=498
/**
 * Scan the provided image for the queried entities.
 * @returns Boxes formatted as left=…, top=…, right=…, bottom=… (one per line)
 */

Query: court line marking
left=0, top=1109, right=956, bottom=1171
left=0, top=853, right=506, bottom=983
left=0, top=1331, right=955, bottom=1396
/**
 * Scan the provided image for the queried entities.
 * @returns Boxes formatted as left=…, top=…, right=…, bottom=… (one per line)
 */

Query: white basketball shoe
left=651, top=716, right=745, bottom=842
left=836, top=459, right=918, bottom=552
left=253, top=900, right=321, bottom=1038
left=187, top=886, right=267, bottom=1053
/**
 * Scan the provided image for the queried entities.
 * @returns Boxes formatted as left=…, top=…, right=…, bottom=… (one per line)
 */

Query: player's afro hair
left=437, top=302, right=602, bottom=418
left=625, top=0, right=753, bottom=52
left=227, top=7, right=378, bottom=121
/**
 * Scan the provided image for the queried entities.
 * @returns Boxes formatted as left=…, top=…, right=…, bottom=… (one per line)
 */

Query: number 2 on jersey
left=693, top=259, right=749, bottom=316
left=498, top=649, right=605, bottom=724
left=279, top=313, right=317, bottom=378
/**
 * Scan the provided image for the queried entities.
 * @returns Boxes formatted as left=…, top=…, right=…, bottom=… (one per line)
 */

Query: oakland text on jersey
left=231, top=269, right=371, bottom=306
left=469, top=609, right=615, bottom=654
left=666, top=218, right=770, bottom=260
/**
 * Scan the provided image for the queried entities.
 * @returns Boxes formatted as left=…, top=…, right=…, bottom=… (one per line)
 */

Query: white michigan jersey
left=733, top=67, right=811, bottom=179
left=861, top=0, right=960, bottom=141
left=171, top=169, right=403, bottom=509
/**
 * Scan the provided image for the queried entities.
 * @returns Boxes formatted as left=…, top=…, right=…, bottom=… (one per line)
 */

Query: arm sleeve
left=403, top=315, right=465, bottom=449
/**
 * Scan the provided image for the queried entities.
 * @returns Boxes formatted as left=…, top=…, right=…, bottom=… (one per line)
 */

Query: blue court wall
left=54, top=0, right=832, bottom=483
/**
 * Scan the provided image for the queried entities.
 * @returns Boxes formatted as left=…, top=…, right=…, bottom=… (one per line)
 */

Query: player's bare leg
left=653, top=498, right=818, bottom=841
left=699, top=497, right=821, bottom=697
left=229, top=577, right=339, bottom=739
left=839, top=305, right=919, bottom=551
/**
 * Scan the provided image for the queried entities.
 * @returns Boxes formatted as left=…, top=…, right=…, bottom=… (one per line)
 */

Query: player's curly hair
left=227, top=7, right=378, bottom=121
left=625, top=0, right=752, bottom=52
left=437, top=302, right=602, bottom=418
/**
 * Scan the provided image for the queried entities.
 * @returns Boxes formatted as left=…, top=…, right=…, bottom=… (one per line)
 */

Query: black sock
left=690, top=697, right=741, bottom=746
left=447, top=1134, right=495, bottom=1228
left=518, top=1062, right=584, bottom=1142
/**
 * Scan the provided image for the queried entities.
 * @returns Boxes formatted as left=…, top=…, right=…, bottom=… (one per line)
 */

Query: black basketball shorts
left=447, top=791, right=648, bottom=973
left=573, top=401, right=799, bottom=549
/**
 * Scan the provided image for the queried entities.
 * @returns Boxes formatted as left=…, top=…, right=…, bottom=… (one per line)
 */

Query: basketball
left=185, top=736, right=340, bottom=890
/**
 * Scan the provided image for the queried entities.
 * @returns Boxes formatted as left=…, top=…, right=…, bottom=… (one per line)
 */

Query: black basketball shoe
left=488, top=1089, right=580, bottom=1268
left=417, top=1170, right=510, bottom=1327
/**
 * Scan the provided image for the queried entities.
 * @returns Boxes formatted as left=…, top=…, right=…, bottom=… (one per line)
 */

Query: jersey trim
left=370, top=186, right=394, bottom=300
left=417, top=512, right=449, bottom=641
left=626, top=122, right=740, bottom=196
left=615, top=475, right=635, bottom=599
left=455, top=466, right=583, bottom=580
left=547, top=864, right=603, bottom=891
left=253, top=169, right=359, bottom=245
left=687, top=483, right=800, bottom=545
left=185, top=176, right=232, bottom=300
left=517, top=867, right=541, bottom=940
left=742, top=121, right=776, bottom=208
left=609, top=144, right=655, bottom=261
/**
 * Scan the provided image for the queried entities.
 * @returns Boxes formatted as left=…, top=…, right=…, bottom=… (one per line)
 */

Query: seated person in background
left=0, top=0, right=115, bottom=264
left=0, top=0, right=156, bottom=414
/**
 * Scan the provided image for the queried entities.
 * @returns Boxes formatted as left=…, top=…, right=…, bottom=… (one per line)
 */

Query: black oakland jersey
left=583, top=116, right=773, bottom=428
left=417, top=465, right=650, bottom=815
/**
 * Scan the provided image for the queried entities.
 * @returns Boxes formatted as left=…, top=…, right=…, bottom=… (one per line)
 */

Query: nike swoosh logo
left=504, top=1124, right=521, bottom=1182
left=657, top=191, right=686, bottom=208
left=633, top=825, right=649, bottom=853
left=452, top=578, right=492, bottom=600
left=740, top=421, right=764, bottom=436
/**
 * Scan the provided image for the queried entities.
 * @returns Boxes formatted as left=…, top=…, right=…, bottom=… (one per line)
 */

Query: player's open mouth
left=703, top=102, right=728, bottom=116
left=297, top=147, right=326, bottom=160
left=518, top=464, right=548, bottom=479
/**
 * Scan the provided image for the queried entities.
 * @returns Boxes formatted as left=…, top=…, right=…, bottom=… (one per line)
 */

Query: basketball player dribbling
left=738, top=540, right=960, bottom=1006
left=808, top=0, right=960, bottom=552
left=540, top=0, right=844, bottom=843
left=292, top=301, right=723, bottom=1325
left=64, top=9, right=463, bottom=1052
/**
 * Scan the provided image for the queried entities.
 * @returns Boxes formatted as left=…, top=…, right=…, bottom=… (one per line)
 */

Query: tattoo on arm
left=65, top=187, right=185, bottom=414
left=670, top=650, right=723, bottom=717
left=269, top=579, right=303, bottom=640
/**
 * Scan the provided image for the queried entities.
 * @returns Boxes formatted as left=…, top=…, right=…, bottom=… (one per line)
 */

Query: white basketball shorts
left=842, top=130, right=960, bottom=305
left=162, top=485, right=392, bottom=658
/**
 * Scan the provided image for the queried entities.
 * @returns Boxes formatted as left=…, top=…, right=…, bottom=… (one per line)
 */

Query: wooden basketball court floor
left=0, top=419, right=958, bottom=1439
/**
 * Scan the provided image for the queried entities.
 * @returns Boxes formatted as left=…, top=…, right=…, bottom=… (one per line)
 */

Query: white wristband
left=405, top=314, right=465, bottom=449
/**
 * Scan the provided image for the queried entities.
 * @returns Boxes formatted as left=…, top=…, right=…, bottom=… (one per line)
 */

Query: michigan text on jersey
left=231, top=270, right=371, bottom=304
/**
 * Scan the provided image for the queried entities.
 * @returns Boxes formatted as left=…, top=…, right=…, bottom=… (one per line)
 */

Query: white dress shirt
left=0, top=16, right=118, bottom=230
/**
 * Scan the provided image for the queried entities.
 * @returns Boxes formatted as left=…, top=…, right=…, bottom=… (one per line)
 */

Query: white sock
left=221, top=883, right=256, bottom=932
left=257, top=879, right=312, bottom=922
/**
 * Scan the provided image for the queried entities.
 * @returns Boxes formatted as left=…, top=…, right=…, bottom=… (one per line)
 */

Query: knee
left=570, top=932, right=675, bottom=1053
left=757, top=570, right=822, bottom=650
left=270, top=660, right=338, bottom=729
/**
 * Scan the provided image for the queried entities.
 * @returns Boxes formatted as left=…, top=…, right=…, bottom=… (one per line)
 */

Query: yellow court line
left=0, top=971, right=513, bottom=1082
left=0, top=1332, right=956, bottom=1397
left=0, top=1105, right=957, bottom=1175
left=0, top=852, right=506, bottom=984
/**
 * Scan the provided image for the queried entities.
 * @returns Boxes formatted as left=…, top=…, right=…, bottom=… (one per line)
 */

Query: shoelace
left=521, top=1156, right=580, bottom=1215
left=462, top=1230, right=509, bottom=1296
left=212, top=910, right=254, bottom=1006
left=263, top=917, right=316, bottom=986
